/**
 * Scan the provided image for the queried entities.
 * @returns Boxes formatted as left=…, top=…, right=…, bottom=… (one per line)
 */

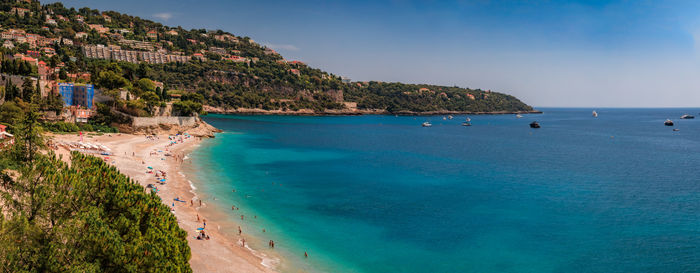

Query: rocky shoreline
left=203, top=105, right=543, bottom=116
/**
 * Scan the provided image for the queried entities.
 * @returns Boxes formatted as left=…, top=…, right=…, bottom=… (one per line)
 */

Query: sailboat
left=592, top=110, right=598, bottom=118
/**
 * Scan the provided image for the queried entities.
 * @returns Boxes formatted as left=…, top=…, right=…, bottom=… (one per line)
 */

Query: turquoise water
left=189, top=109, right=700, bottom=272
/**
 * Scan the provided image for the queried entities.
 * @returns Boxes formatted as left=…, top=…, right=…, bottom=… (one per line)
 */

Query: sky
left=46, top=0, right=700, bottom=107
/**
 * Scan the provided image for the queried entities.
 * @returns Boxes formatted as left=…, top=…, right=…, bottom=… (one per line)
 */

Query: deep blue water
left=189, top=109, right=700, bottom=273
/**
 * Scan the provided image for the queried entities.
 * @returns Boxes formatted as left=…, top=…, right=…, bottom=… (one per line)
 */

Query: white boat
left=680, top=114, right=694, bottom=119
left=442, top=116, right=447, bottom=120
left=422, top=122, right=432, bottom=127
left=516, top=114, right=523, bottom=118
left=466, top=117, right=471, bottom=122
left=448, top=115, right=454, bottom=120
left=592, top=110, right=598, bottom=117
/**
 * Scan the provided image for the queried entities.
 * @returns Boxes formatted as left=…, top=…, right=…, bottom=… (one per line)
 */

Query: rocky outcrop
left=112, top=109, right=221, bottom=137
left=123, top=119, right=221, bottom=137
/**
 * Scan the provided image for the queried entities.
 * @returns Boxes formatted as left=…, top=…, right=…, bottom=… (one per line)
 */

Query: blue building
left=58, top=83, right=94, bottom=109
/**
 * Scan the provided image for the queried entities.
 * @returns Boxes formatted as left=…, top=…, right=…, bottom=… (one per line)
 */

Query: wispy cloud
left=153, top=12, right=173, bottom=21
left=263, top=43, right=300, bottom=51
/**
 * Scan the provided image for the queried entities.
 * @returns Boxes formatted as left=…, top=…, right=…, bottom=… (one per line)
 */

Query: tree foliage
left=0, top=114, right=191, bottom=272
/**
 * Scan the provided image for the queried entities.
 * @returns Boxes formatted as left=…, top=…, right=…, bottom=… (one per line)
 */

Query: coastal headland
left=204, top=105, right=543, bottom=116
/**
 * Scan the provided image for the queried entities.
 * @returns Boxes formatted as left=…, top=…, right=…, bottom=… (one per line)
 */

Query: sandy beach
left=48, top=131, right=277, bottom=273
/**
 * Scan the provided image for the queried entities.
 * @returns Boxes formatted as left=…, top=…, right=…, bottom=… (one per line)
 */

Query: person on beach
left=191, top=200, right=193, bottom=206
left=241, top=238, right=246, bottom=247
left=197, top=214, right=200, bottom=221
left=238, top=226, right=242, bottom=235
left=199, top=200, right=202, bottom=206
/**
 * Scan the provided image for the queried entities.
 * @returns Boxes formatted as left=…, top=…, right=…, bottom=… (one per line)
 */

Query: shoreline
left=48, top=131, right=277, bottom=273
left=203, top=105, right=542, bottom=116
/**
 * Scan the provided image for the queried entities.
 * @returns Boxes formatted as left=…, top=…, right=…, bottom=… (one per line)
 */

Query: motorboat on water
left=443, top=116, right=447, bottom=120
left=592, top=110, right=598, bottom=118
left=680, top=114, right=694, bottom=119
left=516, top=114, right=523, bottom=118
left=530, top=121, right=541, bottom=128
left=664, top=119, right=674, bottom=126
left=462, top=117, right=472, bottom=126
left=448, top=115, right=454, bottom=120
left=422, top=122, right=432, bottom=127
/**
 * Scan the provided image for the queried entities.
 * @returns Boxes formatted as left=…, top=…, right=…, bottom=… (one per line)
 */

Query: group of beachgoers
left=141, top=132, right=313, bottom=260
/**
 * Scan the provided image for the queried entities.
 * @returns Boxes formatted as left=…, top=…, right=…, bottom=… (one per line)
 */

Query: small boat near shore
left=462, top=117, right=472, bottom=126
left=422, top=122, right=432, bottom=127
left=680, top=114, right=694, bottom=119
left=664, top=119, right=674, bottom=126
left=516, top=114, right=523, bottom=118
left=592, top=110, right=598, bottom=118
left=448, top=115, right=454, bottom=120
left=530, top=121, right=540, bottom=128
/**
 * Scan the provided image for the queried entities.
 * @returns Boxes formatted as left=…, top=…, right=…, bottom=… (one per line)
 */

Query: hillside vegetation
left=0, top=1, right=534, bottom=114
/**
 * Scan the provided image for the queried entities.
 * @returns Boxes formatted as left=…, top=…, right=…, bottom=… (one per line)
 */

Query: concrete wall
left=131, top=116, right=198, bottom=127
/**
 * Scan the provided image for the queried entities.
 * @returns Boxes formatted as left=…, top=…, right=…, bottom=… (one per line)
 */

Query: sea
left=184, top=108, right=700, bottom=273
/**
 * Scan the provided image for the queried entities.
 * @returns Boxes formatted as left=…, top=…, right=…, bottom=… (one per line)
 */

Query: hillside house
left=11, top=7, right=30, bottom=17
left=2, top=41, right=14, bottom=49
left=88, top=24, right=109, bottom=34
left=0, top=124, right=14, bottom=149
left=147, top=30, right=158, bottom=40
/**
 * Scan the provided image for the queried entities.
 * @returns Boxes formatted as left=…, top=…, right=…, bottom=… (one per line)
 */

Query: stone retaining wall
left=131, top=116, right=198, bottom=127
